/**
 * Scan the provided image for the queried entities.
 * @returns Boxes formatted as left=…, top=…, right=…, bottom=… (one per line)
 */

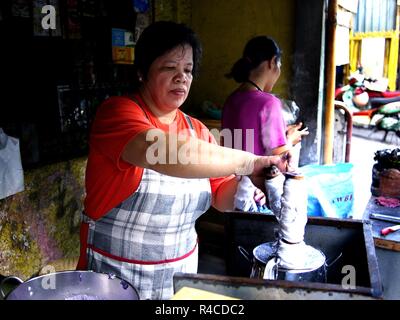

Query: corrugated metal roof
left=354, top=0, right=397, bottom=32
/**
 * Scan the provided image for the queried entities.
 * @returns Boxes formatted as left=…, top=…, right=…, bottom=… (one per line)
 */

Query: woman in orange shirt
left=77, top=21, right=289, bottom=300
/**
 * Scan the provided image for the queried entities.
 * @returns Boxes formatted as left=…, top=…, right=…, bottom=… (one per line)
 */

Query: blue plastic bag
left=300, top=163, right=354, bottom=219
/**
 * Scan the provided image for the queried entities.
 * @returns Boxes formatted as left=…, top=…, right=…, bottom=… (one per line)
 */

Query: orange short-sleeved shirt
left=84, top=94, right=234, bottom=220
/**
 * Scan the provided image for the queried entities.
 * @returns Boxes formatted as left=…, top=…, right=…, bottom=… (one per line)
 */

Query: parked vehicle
left=372, top=102, right=400, bottom=140
left=335, top=75, right=400, bottom=141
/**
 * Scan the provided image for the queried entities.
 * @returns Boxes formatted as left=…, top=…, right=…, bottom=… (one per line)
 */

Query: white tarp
left=0, top=128, right=24, bottom=200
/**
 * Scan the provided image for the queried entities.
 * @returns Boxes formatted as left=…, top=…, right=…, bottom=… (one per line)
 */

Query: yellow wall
left=155, top=0, right=296, bottom=110
left=190, top=0, right=295, bottom=110
left=350, top=31, right=399, bottom=91
left=155, top=0, right=192, bottom=25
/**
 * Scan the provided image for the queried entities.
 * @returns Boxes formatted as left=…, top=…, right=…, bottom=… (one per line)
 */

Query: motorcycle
left=335, top=75, right=400, bottom=142
left=371, top=102, right=400, bottom=141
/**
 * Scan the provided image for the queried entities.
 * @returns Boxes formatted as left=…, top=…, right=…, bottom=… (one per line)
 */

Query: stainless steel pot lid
left=253, top=242, right=326, bottom=273
left=253, top=242, right=277, bottom=265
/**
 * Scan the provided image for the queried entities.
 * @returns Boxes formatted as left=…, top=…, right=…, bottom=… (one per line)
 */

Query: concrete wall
left=0, top=158, right=85, bottom=279
left=292, top=0, right=326, bottom=165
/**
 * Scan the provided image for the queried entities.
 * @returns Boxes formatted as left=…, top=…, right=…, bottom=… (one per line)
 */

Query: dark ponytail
left=227, top=57, right=253, bottom=83
left=226, top=36, right=281, bottom=83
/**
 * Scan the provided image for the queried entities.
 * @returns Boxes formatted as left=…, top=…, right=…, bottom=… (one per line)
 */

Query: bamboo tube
left=323, top=0, right=337, bottom=164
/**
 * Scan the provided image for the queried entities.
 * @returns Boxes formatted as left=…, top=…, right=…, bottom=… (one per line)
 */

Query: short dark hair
left=226, top=36, right=281, bottom=83
left=133, top=21, right=202, bottom=84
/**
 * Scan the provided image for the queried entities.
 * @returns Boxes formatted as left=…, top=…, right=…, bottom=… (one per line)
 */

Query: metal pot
left=0, top=271, right=139, bottom=300
left=238, top=242, right=327, bottom=283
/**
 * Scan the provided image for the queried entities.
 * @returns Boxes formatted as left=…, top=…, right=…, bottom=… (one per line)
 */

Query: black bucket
left=371, top=164, right=381, bottom=196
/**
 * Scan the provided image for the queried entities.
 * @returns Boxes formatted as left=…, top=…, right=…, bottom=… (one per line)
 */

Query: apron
left=79, top=113, right=212, bottom=300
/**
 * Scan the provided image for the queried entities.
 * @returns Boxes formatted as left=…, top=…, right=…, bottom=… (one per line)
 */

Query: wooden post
left=323, top=0, right=338, bottom=164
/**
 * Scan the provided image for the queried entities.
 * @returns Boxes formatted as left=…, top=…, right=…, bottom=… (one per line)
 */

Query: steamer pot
left=239, top=242, right=327, bottom=282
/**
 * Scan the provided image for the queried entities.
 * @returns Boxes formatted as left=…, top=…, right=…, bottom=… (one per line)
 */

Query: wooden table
left=363, top=196, right=400, bottom=299
left=363, top=196, right=400, bottom=252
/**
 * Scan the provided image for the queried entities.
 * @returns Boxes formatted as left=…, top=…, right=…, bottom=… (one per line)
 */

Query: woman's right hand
left=249, top=153, right=290, bottom=190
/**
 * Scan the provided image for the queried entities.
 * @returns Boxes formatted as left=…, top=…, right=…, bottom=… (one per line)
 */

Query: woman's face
left=143, top=44, right=193, bottom=112
left=264, top=56, right=281, bottom=92
left=274, top=57, right=282, bottom=80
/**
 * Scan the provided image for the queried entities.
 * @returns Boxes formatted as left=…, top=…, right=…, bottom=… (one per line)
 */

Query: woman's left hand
left=287, top=122, right=309, bottom=146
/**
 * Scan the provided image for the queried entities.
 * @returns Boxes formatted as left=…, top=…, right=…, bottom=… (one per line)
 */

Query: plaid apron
left=82, top=114, right=212, bottom=300
left=84, top=170, right=211, bottom=300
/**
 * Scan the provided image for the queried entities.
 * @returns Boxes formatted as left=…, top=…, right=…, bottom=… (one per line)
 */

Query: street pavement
left=352, top=125, right=400, bottom=145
